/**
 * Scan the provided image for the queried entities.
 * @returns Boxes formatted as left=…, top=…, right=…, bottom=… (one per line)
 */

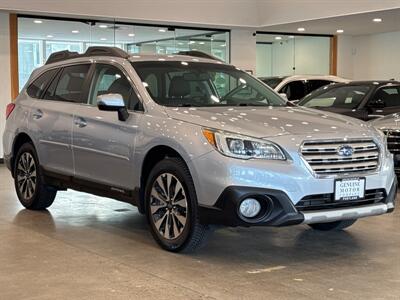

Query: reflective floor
left=0, top=165, right=399, bottom=299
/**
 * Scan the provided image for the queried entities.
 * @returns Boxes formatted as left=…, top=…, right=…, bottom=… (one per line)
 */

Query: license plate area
left=334, top=177, right=366, bottom=201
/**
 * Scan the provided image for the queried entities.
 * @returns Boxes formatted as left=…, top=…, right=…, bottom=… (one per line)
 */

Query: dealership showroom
left=1, top=0, right=400, bottom=299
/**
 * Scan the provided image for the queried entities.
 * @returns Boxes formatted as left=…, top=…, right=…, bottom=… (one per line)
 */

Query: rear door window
left=280, top=81, right=307, bottom=100
left=307, top=80, right=332, bottom=94
left=27, top=69, right=59, bottom=99
left=45, top=64, right=91, bottom=103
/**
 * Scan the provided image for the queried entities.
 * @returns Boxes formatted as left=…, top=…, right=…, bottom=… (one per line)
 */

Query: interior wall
left=337, top=35, right=354, bottom=79
left=230, top=29, right=256, bottom=73
left=352, top=31, right=400, bottom=81
left=337, top=31, right=400, bottom=81
left=256, top=44, right=272, bottom=76
left=0, top=12, right=10, bottom=158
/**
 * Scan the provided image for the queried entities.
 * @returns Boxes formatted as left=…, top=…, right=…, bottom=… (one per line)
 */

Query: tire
left=13, top=142, right=57, bottom=210
left=145, top=157, right=210, bottom=252
left=308, top=219, right=357, bottom=231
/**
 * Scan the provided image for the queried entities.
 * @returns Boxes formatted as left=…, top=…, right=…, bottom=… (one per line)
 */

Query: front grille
left=301, top=139, right=379, bottom=175
left=382, top=129, right=400, bottom=175
left=296, top=189, right=386, bottom=211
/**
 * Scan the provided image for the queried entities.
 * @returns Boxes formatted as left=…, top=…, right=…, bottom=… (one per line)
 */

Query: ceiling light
left=221, top=43, right=226, bottom=47
left=158, top=28, right=166, bottom=32
left=192, top=48, right=198, bottom=51
left=72, top=30, right=79, bottom=34
left=128, top=33, right=135, bottom=37
left=336, top=29, right=344, bottom=33
left=275, top=36, right=282, bottom=40
left=199, top=41, right=205, bottom=45
left=46, top=35, right=54, bottom=38
left=373, top=18, right=382, bottom=23
left=33, top=20, right=43, bottom=24
left=297, top=27, right=305, bottom=32
left=99, top=24, right=108, bottom=28
left=189, top=41, right=195, bottom=44
left=100, top=38, right=107, bottom=41
left=177, top=42, right=184, bottom=45
left=288, top=35, right=294, bottom=38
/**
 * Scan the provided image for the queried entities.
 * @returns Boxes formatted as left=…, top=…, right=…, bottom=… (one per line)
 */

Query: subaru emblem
left=338, top=145, right=354, bottom=157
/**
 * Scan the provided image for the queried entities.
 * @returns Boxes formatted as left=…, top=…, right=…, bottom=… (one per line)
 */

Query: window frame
left=26, top=67, right=61, bottom=99
left=39, top=61, right=93, bottom=104
left=87, top=61, right=145, bottom=112
left=369, top=84, right=400, bottom=108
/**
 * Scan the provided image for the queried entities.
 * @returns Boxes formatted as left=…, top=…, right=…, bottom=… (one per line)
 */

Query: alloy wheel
left=150, top=173, right=188, bottom=240
left=16, top=152, right=37, bottom=200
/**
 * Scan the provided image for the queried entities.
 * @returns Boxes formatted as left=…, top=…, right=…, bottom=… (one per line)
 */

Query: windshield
left=259, top=77, right=285, bottom=89
left=132, top=61, right=287, bottom=107
left=298, top=85, right=371, bottom=109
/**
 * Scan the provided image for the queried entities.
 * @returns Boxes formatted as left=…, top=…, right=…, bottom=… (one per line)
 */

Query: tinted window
left=133, top=61, right=286, bottom=107
left=260, top=77, right=285, bottom=89
left=46, top=64, right=90, bottom=103
left=27, top=69, right=58, bottom=98
left=280, top=81, right=307, bottom=100
left=372, top=86, right=400, bottom=107
left=299, top=85, right=370, bottom=109
left=307, top=80, right=332, bottom=93
left=89, top=64, right=140, bottom=110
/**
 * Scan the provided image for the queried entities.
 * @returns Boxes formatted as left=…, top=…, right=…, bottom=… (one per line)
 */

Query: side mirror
left=279, top=93, right=288, bottom=100
left=97, top=93, right=129, bottom=121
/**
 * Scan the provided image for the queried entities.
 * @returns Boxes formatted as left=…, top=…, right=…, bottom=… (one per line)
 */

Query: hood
left=370, top=113, right=400, bottom=130
left=165, top=106, right=372, bottom=138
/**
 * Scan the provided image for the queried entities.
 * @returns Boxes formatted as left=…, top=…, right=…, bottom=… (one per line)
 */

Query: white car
left=259, top=75, right=348, bottom=102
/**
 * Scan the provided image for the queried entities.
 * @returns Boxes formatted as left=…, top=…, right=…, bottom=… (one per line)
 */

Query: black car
left=298, top=81, right=400, bottom=121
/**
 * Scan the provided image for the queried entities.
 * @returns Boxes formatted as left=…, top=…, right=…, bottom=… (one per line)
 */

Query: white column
left=230, top=29, right=256, bottom=74
left=0, top=12, right=11, bottom=158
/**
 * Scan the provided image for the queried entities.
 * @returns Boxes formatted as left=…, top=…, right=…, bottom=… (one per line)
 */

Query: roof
left=260, top=75, right=347, bottom=81
left=330, top=80, right=400, bottom=87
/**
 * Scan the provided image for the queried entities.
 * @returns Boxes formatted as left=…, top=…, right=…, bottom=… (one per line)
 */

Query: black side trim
left=199, top=186, right=304, bottom=227
left=41, top=168, right=140, bottom=207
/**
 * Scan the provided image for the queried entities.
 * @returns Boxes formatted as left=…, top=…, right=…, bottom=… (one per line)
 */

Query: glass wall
left=256, top=33, right=331, bottom=77
left=18, top=17, right=230, bottom=90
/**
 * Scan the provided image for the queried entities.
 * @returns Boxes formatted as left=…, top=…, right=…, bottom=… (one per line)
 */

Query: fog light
left=239, top=198, right=261, bottom=218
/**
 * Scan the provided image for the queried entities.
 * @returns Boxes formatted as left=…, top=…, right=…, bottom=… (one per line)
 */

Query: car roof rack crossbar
left=45, top=46, right=130, bottom=65
left=175, top=50, right=223, bottom=62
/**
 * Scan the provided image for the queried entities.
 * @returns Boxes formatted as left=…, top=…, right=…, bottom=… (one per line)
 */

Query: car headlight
left=202, top=128, right=286, bottom=160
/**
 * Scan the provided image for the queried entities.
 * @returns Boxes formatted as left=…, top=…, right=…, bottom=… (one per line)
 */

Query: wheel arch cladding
left=12, top=132, right=35, bottom=169
left=139, top=145, right=191, bottom=214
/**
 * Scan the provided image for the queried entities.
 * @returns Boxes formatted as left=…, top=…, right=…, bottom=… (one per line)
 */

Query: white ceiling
left=18, top=17, right=228, bottom=45
left=259, top=8, right=400, bottom=36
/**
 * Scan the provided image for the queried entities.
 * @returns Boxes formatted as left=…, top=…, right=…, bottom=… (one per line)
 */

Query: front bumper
left=199, top=178, right=396, bottom=227
left=3, top=154, right=12, bottom=172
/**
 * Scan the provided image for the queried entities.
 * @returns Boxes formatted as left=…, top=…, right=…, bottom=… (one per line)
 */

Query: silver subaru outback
left=3, top=47, right=396, bottom=252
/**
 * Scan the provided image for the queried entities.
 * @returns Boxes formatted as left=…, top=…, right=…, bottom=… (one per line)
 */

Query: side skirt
left=41, top=168, right=141, bottom=208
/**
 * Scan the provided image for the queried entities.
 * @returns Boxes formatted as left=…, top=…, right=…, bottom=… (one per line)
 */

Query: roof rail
left=175, top=50, right=223, bottom=62
left=84, top=46, right=130, bottom=59
left=46, top=50, right=80, bottom=65
left=45, top=46, right=130, bottom=65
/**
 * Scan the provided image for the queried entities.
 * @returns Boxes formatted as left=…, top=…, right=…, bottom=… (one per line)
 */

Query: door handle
left=32, top=109, right=43, bottom=119
left=74, top=117, right=87, bottom=128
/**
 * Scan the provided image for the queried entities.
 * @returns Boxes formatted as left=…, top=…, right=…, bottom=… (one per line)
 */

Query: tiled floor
left=0, top=166, right=399, bottom=299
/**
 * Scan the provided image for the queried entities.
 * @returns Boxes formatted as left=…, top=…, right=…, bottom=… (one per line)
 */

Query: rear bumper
left=199, top=177, right=397, bottom=227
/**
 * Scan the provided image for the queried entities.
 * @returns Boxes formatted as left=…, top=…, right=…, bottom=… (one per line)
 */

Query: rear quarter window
left=26, top=69, right=59, bottom=99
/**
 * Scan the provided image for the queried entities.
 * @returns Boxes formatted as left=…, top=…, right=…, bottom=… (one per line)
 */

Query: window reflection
left=18, top=17, right=230, bottom=90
